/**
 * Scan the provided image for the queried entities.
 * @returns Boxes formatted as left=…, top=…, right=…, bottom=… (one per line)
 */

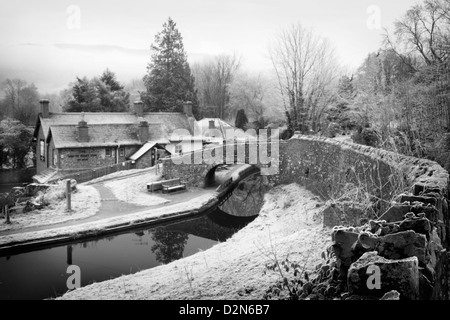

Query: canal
left=0, top=174, right=265, bottom=300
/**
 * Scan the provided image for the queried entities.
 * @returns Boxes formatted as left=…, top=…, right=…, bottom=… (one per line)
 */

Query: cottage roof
left=128, top=141, right=170, bottom=161
left=34, top=112, right=194, bottom=148
left=47, top=124, right=138, bottom=148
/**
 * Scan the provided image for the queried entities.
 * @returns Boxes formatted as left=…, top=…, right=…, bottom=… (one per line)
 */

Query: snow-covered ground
left=104, top=170, right=169, bottom=206
left=333, top=134, right=353, bottom=143
left=85, top=167, right=157, bottom=185
left=59, top=183, right=331, bottom=300
left=0, top=185, right=101, bottom=233
left=0, top=166, right=216, bottom=248
left=0, top=192, right=217, bottom=247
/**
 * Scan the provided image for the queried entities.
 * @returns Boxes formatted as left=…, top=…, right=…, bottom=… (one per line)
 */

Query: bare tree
left=2, top=79, right=26, bottom=116
left=192, top=53, right=241, bottom=119
left=1, top=79, right=40, bottom=125
left=384, top=0, right=450, bottom=66
left=214, top=54, right=241, bottom=119
left=269, top=23, right=339, bottom=132
left=229, top=72, right=265, bottom=121
left=191, top=61, right=216, bottom=117
left=228, top=71, right=285, bottom=126
left=382, top=0, right=450, bottom=137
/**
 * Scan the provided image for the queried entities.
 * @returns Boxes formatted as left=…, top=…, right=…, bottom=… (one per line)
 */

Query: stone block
left=400, top=195, right=437, bottom=207
left=413, top=184, right=441, bottom=196
left=347, top=252, right=419, bottom=300
left=357, top=232, right=380, bottom=250
left=411, top=205, right=440, bottom=225
left=376, top=230, right=427, bottom=265
left=380, top=290, right=400, bottom=300
left=398, top=218, right=432, bottom=241
left=332, top=229, right=359, bottom=268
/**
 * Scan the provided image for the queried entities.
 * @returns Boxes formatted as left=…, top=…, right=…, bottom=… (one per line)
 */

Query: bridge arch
left=204, top=164, right=261, bottom=189
left=204, top=165, right=221, bottom=188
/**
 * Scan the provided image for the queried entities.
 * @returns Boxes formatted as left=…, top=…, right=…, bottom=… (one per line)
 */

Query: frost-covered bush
left=352, top=126, right=379, bottom=147
left=38, top=180, right=77, bottom=206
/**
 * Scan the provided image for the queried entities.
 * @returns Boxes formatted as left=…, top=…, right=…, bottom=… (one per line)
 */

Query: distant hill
left=0, top=43, right=213, bottom=94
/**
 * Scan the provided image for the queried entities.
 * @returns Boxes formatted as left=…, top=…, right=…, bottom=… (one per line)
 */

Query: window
left=175, top=144, right=182, bottom=155
left=105, top=148, right=112, bottom=157
left=39, top=140, right=45, bottom=161
left=119, top=148, right=125, bottom=157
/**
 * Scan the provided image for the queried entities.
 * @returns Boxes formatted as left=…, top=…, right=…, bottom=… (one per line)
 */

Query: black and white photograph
left=0, top=0, right=449, bottom=306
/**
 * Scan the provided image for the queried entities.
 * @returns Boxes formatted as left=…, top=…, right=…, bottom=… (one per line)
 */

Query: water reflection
left=220, top=174, right=267, bottom=217
left=150, top=228, right=188, bottom=264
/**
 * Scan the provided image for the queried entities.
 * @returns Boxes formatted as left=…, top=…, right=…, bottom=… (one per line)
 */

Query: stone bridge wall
left=163, top=135, right=448, bottom=202
left=162, top=142, right=275, bottom=187
left=277, top=136, right=449, bottom=300
left=163, top=135, right=450, bottom=300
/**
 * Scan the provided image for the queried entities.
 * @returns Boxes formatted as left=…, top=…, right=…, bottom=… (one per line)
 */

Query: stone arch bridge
left=162, top=141, right=279, bottom=188
left=162, top=134, right=450, bottom=300
left=162, top=136, right=448, bottom=202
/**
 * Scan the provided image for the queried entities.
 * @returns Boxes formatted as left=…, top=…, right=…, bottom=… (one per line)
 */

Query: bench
left=161, top=179, right=187, bottom=194
left=162, top=184, right=186, bottom=193
left=147, top=178, right=186, bottom=193
left=147, top=178, right=180, bottom=192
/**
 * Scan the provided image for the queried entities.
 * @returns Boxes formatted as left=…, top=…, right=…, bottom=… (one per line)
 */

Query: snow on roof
left=128, top=141, right=169, bottom=161
left=35, top=111, right=194, bottom=148
left=48, top=124, right=139, bottom=148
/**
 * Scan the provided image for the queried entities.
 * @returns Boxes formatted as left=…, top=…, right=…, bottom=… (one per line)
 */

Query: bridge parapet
left=163, top=135, right=448, bottom=206
left=164, top=134, right=450, bottom=299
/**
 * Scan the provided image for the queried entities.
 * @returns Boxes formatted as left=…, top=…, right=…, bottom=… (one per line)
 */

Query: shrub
left=280, top=129, right=294, bottom=140
left=40, top=180, right=77, bottom=206
left=325, top=122, right=340, bottom=138
left=352, top=126, right=379, bottom=147
left=436, top=133, right=450, bottom=173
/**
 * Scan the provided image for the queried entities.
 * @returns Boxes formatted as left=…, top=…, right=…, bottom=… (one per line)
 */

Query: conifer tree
left=142, top=17, right=199, bottom=117
left=235, top=109, right=249, bottom=130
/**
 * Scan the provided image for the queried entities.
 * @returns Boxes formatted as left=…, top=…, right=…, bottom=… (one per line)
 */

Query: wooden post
left=4, top=205, right=10, bottom=224
left=66, top=179, right=72, bottom=212
left=67, top=245, right=73, bottom=265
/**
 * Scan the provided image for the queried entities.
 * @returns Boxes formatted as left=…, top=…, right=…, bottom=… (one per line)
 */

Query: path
left=93, top=184, right=148, bottom=218
left=0, top=183, right=215, bottom=237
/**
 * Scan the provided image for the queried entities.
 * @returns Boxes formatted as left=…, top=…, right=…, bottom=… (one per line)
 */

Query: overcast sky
left=0, top=0, right=418, bottom=94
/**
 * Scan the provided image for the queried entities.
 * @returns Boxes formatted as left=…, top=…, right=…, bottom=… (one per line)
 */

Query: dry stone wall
left=163, top=135, right=449, bottom=299
left=280, top=136, right=450, bottom=300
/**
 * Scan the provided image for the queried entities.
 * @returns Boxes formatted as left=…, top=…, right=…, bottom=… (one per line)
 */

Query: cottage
left=196, top=118, right=257, bottom=145
left=32, top=100, right=199, bottom=183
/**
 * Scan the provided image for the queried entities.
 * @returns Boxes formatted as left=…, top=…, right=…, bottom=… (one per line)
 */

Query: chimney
left=78, top=114, right=89, bottom=143
left=138, top=119, right=149, bottom=143
left=134, top=101, right=144, bottom=117
left=40, top=99, right=50, bottom=118
left=209, top=120, right=215, bottom=129
left=183, top=101, right=193, bottom=117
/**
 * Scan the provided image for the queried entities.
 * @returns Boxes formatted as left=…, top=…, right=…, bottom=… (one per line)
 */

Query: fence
left=49, top=161, right=136, bottom=184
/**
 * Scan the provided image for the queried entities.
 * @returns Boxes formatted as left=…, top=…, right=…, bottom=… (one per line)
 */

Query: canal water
left=0, top=168, right=35, bottom=194
left=0, top=175, right=265, bottom=300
